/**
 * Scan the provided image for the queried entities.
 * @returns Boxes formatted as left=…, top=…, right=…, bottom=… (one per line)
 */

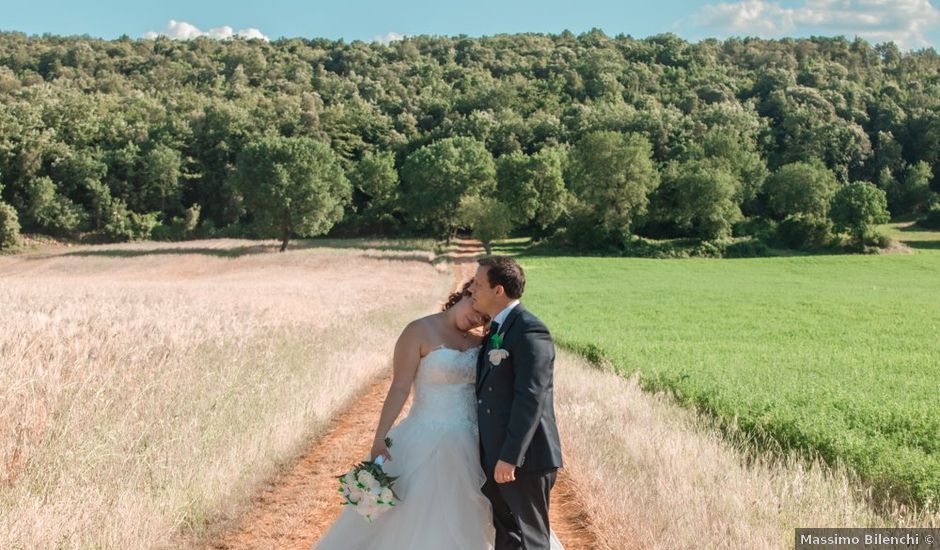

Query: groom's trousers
left=481, top=466, right=558, bottom=550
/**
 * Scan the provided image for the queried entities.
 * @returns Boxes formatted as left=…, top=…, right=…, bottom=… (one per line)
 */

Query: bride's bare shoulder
left=399, top=314, right=440, bottom=345
left=396, top=314, right=436, bottom=357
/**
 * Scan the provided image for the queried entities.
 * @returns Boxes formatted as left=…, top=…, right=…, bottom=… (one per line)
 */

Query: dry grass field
left=0, top=238, right=449, bottom=549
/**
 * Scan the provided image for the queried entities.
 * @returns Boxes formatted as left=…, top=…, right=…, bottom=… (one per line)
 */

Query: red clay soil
left=202, top=239, right=600, bottom=550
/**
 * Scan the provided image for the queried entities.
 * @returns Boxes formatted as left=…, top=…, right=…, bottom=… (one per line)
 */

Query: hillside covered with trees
left=0, top=30, right=938, bottom=254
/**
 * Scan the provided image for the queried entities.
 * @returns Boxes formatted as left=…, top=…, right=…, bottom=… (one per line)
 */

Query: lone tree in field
left=830, top=181, right=890, bottom=246
left=235, top=135, right=351, bottom=252
left=457, top=195, right=515, bottom=255
left=0, top=201, right=21, bottom=251
left=401, top=137, right=496, bottom=242
left=566, top=131, right=660, bottom=238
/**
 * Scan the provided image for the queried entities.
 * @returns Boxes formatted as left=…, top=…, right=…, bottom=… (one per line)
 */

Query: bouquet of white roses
left=337, top=437, right=400, bottom=522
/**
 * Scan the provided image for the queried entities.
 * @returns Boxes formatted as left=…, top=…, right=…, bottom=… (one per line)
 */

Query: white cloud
left=143, top=20, right=269, bottom=42
left=371, top=32, right=407, bottom=45
left=687, top=0, right=940, bottom=49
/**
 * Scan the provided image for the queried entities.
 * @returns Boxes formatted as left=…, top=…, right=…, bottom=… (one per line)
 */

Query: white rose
left=380, top=487, right=394, bottom=503
left=488, top=348, right=510, bottom=366
left=357, top=470, right=375, bottom=486
left=356, top=496, right=378, bottom=518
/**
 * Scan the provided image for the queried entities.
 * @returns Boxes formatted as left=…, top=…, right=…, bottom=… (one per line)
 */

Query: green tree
left=84, top=179, right=113, bottom=231
left=23, top=176, right=86, bottom=235
left=830, top=181, right=890, bottom=245
left=138, top=144, right=182, bottom=213
left=885, top=161, right=934, bottom=215
left=566, top=131, right=659, bottom=238
left=234, top=135, right=351, bottom=252
left=51, top=149, right=110, bottom=229
left=401, top=137, right=496, bottom=241
left=764, top=161, right=839, bottom=219
left=348, top=150, right=399, bottom=220
left=188, top=101, right=252, bottom=227
left=673, top=162, right=742, bottom=241
left=495, top=147, right=569, bottom=233
left=457, top=195, right=515, bottom=255
left=694, top=129, right=768, bottom=213
left=0, top=201, right=21, bottom=251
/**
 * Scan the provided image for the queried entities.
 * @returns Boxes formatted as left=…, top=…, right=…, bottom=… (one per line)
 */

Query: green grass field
left=514, top=223, right=940, bottom=508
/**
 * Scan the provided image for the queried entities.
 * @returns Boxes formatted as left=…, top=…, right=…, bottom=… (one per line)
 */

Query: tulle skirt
left=312, top=416, right=497, bottom=550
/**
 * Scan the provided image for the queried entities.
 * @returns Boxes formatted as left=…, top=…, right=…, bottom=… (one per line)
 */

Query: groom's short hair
left=478, top=256, right=525, bottom=299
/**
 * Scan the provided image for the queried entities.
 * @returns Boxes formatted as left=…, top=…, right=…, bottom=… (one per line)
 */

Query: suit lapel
left=476, top=303, right=526, bottom=393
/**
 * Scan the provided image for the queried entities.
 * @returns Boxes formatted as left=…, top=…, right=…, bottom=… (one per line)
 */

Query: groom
left=470, top=255, right=563, bottom=550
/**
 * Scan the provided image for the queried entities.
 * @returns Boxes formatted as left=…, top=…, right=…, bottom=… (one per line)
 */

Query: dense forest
left=0, top=30, right=938, bottom=254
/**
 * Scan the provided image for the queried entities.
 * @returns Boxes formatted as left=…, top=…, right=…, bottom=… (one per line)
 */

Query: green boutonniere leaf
left=490, top=332, right=503, bottom=349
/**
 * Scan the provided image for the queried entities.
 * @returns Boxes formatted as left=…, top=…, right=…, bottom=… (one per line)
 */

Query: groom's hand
left=494, top=460, right=516, bottom=484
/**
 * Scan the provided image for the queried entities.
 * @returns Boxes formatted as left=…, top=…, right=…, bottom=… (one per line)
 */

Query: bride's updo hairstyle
left=443, top=279, right=474, bottom=311
left=443, top=278, right=491, bottom=320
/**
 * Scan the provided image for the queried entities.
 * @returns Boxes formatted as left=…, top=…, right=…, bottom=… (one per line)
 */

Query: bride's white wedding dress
left=312, top=345, right=564, bottom=550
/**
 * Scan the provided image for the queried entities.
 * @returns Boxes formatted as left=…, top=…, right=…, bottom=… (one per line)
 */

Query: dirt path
left=205, top=239, right=600, bottom=549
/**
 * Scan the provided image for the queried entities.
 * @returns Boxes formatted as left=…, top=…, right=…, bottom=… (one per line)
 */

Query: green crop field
left=515, top=223, right=940, bottom=508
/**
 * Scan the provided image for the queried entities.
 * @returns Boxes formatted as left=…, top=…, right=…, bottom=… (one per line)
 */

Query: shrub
left=151, top=204, right=202, bottom=241
left=773, top=214, right=833, bottom=250
left=103, top=199, right=160, bottom=242
left=863, top=228, right=893, bottom=249
left=688, top=240, right=725, bottom=258
left=621, top=236, right=686, bottom=258
left=724, top=238, right=772, bottom=258
left=732, top=217, right=777, bottom=241
left=556, top=206, right=620, bottom=254
left=0, top=201, right=21, bottom=251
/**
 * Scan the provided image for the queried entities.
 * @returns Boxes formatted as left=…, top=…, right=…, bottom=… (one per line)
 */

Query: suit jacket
left=476, top=302, right=563, bottom=475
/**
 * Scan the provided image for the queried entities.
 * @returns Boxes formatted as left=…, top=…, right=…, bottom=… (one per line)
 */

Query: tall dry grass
left=0, top=238, right=449, bottom=549
left=554, top=349, right=940, bottom=550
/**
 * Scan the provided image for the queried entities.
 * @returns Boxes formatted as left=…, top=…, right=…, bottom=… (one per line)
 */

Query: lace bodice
left=405, top=345, right=480, bottom=432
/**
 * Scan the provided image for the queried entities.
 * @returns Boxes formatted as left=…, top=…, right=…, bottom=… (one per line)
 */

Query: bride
left=313, top=281, right=564, bottom=550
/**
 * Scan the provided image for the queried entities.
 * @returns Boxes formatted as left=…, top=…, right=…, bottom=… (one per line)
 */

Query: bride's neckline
left=423, top=344, right=480, bottom=358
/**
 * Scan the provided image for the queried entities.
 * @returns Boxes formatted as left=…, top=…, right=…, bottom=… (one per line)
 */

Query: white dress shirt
left=491, top=299, right=520, bottom=330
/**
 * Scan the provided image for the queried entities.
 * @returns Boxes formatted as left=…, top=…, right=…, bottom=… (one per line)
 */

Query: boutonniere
left=488, top=348, right=509, bottom=366
left=488, top=331, right=509, bottom=366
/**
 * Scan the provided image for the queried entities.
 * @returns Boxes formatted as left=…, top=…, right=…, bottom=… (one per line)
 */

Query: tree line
left=0, top=30, right=938, bottom=254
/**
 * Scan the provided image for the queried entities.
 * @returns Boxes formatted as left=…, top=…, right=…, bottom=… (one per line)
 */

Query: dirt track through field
left=204, top=239, right=600, bottom=550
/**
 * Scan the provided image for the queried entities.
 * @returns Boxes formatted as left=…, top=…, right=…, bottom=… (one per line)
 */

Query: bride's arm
left=369, top=321, right=422, bottom=461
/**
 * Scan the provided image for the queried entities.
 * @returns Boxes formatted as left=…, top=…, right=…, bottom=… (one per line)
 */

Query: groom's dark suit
left=476, top=302, right=563, bottom=550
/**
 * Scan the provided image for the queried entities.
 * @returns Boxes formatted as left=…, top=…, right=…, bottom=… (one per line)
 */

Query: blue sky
left=1, top=0, right=938, bottom=50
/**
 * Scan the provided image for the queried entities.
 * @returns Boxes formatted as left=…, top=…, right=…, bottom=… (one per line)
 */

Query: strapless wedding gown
left=312, top=345, right=564, bottom=550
